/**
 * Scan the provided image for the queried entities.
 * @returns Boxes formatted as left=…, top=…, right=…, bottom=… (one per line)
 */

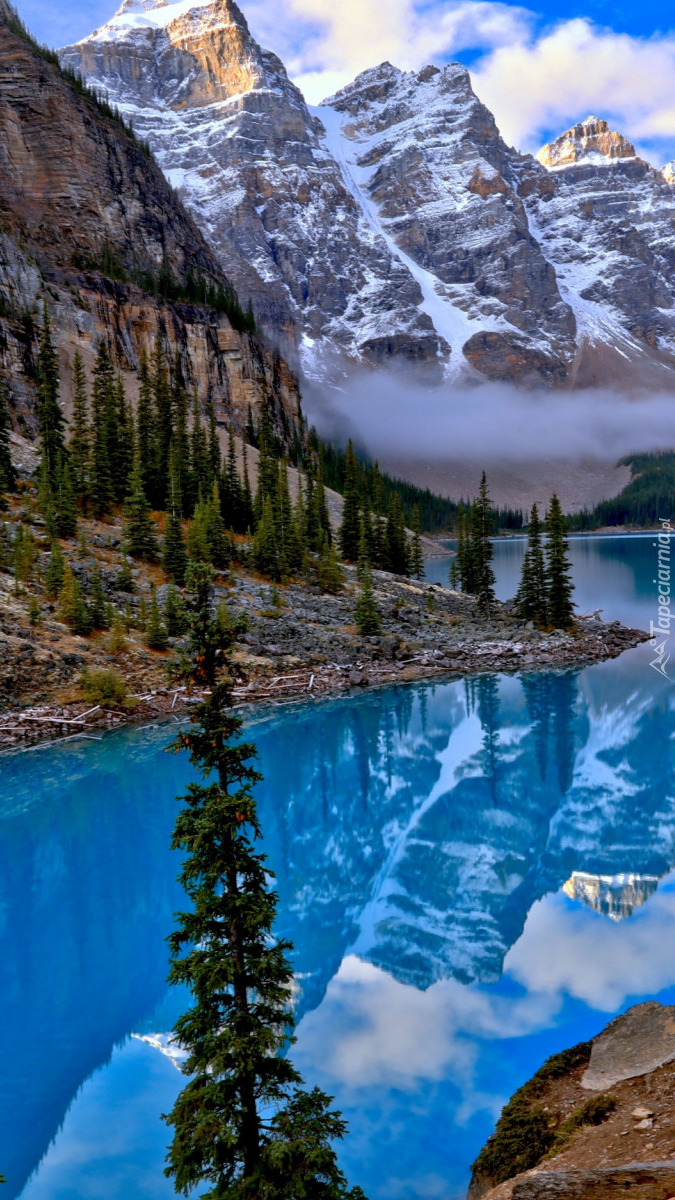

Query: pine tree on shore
left=55, top=457, right=77, bottom=539
left=386, top=492, right=409, bottom=576
left=410, top=505, right=425, bottom=580
left=516, top=503, right=547, bottom=624
left=470, top=473, right=496, bottom=616
left=163, top=563, right=366, bottom=1200
left=339, top=440, right=361, bottom=562
left=355, top=562, right=381, bottom=636
left=546, top=493, right=575, bottom=628
left=44, top=539, right=65, bottom=599
left=90, top=341, right=114, bottom=517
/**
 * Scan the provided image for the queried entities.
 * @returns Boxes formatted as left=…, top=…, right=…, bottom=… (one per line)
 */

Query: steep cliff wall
left=0, top=7, right=301, bottom=439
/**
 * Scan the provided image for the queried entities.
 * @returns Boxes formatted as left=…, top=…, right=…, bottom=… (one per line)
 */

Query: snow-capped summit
left=537, top=116, right=638, bottom=170
left=61, top=1, right=675, bottom=385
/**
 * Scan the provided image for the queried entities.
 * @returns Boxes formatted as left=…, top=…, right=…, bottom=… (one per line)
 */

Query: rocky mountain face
left=61, top=0, right=442, bottom=375
left=62, top=1, right=675, bottom=386
left=527, top=116, right=675, bottom=383
left=0, top=4, right=300, bottom=439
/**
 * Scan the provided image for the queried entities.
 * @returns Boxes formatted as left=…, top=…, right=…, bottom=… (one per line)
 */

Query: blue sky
left=14, top=0, right=675, bottom=162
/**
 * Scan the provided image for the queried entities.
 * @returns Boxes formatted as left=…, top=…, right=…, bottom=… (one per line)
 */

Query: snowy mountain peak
left=661, top=162, right=675, bottom=185
left=85, top=0, right=240, bottom=43
left=537, top=115, right=637, bottom=171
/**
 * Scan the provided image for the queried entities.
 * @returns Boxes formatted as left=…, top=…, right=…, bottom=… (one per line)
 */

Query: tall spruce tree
left=123, top=458, right=159, bottom=562
left=516, top=503, right=547, bottom=624
left=163, top=509, right=188, bottom=586
left=151, top=330, right=172, bottom=507
left=385, top=493, right=409, bottom=576
left=90, top=341, right=115, bottom=517
left=470, top=473, right=496, bottom=616
left=546, top=493, right=575, bottom=628
left=339, top=440, right=361, bottom=562
left=36, top=302, right=66, bottom=490
left=136, top=350, right=156, bottom=504
left=164, top=564, right=366, bottom=1200
left=69, top=351, right=90, bottom=509
left=409, top=505, right=425, bottom=579
left=355, top=562, right=381, bottom=636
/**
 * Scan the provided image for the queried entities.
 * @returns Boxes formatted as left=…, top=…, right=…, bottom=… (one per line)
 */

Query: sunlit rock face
left=563, top=871, right=660, bottom=921
left=537, top=117, right=638, bottom=170
left=62, top=0, right=442, bottom=374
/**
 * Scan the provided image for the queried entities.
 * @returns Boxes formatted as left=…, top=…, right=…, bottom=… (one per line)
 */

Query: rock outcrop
left=0, top=4, right=301, bottom=438
left=470, top=1004, right=675, bottom=1200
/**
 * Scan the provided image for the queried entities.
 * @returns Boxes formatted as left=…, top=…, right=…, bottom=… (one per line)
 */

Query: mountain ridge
left=50, top=0, right=675, bottom=387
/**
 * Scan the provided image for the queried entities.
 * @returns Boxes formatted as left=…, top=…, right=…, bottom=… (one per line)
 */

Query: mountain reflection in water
left=1, top=535, right=673, bottom=1200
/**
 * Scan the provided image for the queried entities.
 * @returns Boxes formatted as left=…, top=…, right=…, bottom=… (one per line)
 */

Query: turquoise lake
left=1, top=533, right=673, bottom=1199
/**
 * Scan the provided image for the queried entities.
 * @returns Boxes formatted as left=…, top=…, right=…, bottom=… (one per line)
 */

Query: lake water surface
left=1, top=535, right=673, bottom=1200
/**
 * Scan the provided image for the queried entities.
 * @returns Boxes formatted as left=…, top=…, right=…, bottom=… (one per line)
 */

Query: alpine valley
left=59, top=0, right=675, bottom=388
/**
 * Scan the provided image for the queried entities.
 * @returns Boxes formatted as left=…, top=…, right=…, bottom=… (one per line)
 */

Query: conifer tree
left=113, top=373, right=134, bottom=501
left=203, top=484, right=231, bottom=569
left=87, top=561, right=107, bottom=630
left=123, top=459, right=159, bottom=561
left=222, top=427, right=242, bottom=530
left=315, top=466, right=332, bottom=546
left=136, top=350, right=156, bottom=504
left=318, top=539, right=345, bottom=595
left=69, top=351, right=90, bottom=508
left=163, top=509, right=188, bottom=586
left=240, top=440, right=255, bottom=533
left=170, top=369, right=192, bottom=516
left=191, top=394, right=210, bottom=504
left=303, top=470, right=321, bottom=553
left=0, top=378, right=16, bottom=502
left=58, top=563, right=90, bottom=635
left=164, top=582, right=187, bottom=637
left=546, top=493, right=575, bottom=628
left=253, top=497, right=281, bottom=580
left=470, top=473, right=496, bottom=616
left=55, top=457, right=77, bottom=539
left=151, top=330, right=172, bottom=507
left=186, top=504, right=211, bottom=565
left=146, top=584, right=168, bottom=650
left=386, top=493, right=409, bottom=576
left=516, top=503, right=548, bottom=624
left=163, top=564, right=366, bottom=1200
left=45, top=539, right=65, bottom=599
left=207, top=400, right=221, bottom=484
left=409, top=505, right=425, bottom=579
left=36, top=302, right=67, bottom=490
left=116, top=552, right=135, bottom=593
left=355, top=562, right=381, bottom=636
left=339, top=440, right=361, bottom=562
left=90, top=341, right=115, bottom=517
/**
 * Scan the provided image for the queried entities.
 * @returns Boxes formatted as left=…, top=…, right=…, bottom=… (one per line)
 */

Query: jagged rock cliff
left=0, top=4, right=300, bottom=438
left=526, top=116, right=675, bottom=382
left=62, top=1, right=675, bottom=386
left=62, top=0, right=442, bottom=375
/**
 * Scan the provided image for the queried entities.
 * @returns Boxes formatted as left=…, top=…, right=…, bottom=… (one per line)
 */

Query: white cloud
left=506, top=877, right=675, bottom=1011
left=473, top=18, right=675, bottom=160
left=243, top=0, right=675, bottom=162
left=295, top=954, right=559, bottom=1098
left=244, top=0, right=532, bottom=102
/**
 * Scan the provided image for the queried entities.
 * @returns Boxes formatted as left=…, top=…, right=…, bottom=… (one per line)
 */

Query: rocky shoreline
left=0, top=564, right=649, bottom=751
